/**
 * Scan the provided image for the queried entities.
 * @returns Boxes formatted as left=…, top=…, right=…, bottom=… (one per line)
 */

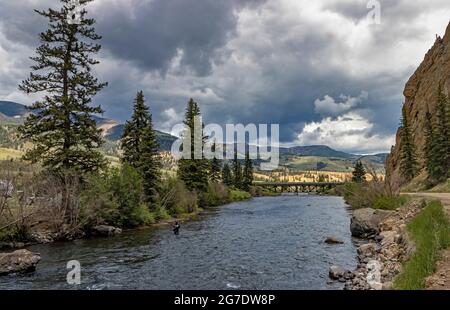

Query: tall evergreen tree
left=423, top=109, right=440, bottom=185
left=222, top=163, right=233, bottom=187
left=178, top=99, right=209, bottom=192
left=242, top=151, right=254, bottom=192
left=434, top=85, right=450, bottom=180
left=121, top=91, right=149, bottom=167
left=352, top=161, right=366, bottom=183
left=209, top=141, right=222, bottom=183
left=121, top=91, right=161, bottom=204
left=232, top=150, right=243, bottom=189
left=18, top=0, right=107, bottom=173
left=399, top=106, right=418, bottom=181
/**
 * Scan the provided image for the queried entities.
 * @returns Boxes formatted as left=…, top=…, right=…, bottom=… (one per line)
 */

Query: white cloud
left=161, top=107, right=183, bottom=132
left=314, top=91, right=368, bottom=116
left=297, top=111, right=395, bottom=154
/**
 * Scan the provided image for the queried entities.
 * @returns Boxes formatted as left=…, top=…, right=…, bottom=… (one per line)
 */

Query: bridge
left=254, top=182, right=345, bottom=194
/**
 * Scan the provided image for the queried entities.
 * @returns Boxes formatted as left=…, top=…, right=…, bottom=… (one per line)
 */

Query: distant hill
left=0, top=101, right=177, bottom=152
left=280, top=145, right=354, bottom=159
left=358, top=153, right=388, bottom=165
left=0, top=101, right=29, bottom=117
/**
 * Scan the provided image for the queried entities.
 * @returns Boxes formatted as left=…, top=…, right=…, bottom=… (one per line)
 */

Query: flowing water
left=0, top=195, right=357, bottom=290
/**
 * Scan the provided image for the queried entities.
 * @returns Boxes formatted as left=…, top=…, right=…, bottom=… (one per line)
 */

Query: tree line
left=11, top=0, right=254, bottom=230
left=400, top=85, right=450, bottom=186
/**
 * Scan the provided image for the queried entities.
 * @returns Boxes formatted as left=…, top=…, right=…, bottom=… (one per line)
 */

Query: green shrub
left=200, top=183, right=230, bottom=207
left=80, top=164, right=149, bottom=228
left=337, top=182, right=406, bottom=210
left=393, top=201, right=450, bottom=289
left=154, top=206, right=171, bottom=220
left=129, top=204, right=156, bottom=226
left=230, top=189, right=252, bottom=201
left=159, top=177, right=198, bottom=215
left=80, top=171, right=120, bottom=228
left=373, top=195, right=410, bottom=210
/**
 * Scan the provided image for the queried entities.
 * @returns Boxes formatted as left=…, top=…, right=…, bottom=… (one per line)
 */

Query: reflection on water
left=0, top=195, right=357, bottom=290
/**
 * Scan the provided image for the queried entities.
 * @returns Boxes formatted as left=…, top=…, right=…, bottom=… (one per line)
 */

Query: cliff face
left=386, top=22, right=450, bottom=190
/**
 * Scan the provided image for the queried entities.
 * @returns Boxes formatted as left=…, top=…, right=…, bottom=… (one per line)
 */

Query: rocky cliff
left=386, top=22, right=450, bottom=190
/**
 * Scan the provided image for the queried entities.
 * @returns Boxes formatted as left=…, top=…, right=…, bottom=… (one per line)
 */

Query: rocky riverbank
left=329, top=199, right=424, bottom=289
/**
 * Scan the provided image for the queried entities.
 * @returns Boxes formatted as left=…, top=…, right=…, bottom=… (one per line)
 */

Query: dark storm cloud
left=95, top=0, right=266, bottom=76
left=0, top=0, right=449, bottom=153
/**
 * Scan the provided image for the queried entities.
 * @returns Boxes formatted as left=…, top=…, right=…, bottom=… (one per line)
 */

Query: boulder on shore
left=329, top=265, right=346, bottom=279
left=350, top=208, right=392, bottom=238
left=324, top=237, right=344, bottom=244
left=0, top=249, right=41, bottom=276
left=91, top=225, right=122, bottom=237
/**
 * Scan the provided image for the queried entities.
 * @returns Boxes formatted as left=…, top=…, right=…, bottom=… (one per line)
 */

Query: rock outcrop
left=0, top=249, right=41, bottom=276
left=350, top=208, right=392, bottom=238
left=386, top=22, right=450, bottom=190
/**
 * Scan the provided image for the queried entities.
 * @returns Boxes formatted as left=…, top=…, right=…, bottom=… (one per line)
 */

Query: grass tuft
left=393, top=201, right=450, bottom=289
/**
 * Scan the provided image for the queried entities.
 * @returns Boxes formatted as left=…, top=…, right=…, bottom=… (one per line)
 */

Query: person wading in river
left=173, top=221, right=181, bottom=235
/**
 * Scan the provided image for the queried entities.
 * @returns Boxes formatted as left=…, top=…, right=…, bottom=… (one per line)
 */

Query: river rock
left=379, top=231, right=397, bottom=246
left=91, top=225, right=122, bottom=237
left=324, top=237, right=344, bottom=244
left=357, top=243, right=376, bottom=257
left=350, top=208, right=392, bottom=238
left=329, top=265, right=345, bottom=279
left=0, top=249, right=41, bottom=276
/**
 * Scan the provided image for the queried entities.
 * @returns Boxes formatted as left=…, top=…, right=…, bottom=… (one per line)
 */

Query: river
left=0, top=195, right=357, bottom=290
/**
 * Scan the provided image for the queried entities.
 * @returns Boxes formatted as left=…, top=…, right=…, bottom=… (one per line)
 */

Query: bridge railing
left=253, top=182, right=345, bottom=187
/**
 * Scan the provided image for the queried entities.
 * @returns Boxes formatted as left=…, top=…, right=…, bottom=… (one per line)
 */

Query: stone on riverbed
left=324, top=236, right=344, bottom=244
left=91, top=225, right=122, bottom=237
left=0, top=249, right=41, bottom=276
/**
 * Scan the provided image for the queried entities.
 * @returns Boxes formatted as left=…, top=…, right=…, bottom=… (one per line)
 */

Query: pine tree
left=232, top=150, right=243, bottom=189
left=242, top=151, right=254, bottom=192
left=178, top=98, right=209, bottom=192
left=423, top=109, right=439, bottom=185
left=121, top=91, right=161, bottom=204
left=121, top=91, right=149, bottom=167
left=222, top=163, right=233, bottom=187
left=209, top=141, right=222, bottom=183
left=434, top=85, right=450, bottom=181
left=352, top=161, right=366, bottom=183
left=18, top=0, right=107, bottom=174
left=399, top=107, right=418, bottom=181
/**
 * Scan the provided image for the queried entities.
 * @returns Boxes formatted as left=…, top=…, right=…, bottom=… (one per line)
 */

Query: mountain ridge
left=0, top=100, right=388, bottom=162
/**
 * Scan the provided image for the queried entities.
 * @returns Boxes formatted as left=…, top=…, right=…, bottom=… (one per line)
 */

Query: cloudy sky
left=0, top=0, right=449, bottom=154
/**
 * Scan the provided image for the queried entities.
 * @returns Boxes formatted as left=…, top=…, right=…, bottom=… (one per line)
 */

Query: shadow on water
left=0, top=194, right=358, bottom=290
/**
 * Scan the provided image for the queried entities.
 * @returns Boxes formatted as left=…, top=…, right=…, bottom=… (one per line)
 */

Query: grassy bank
left=393, top=201, right=450, bottom=289
left=401, top=172, right=450, bottom=193
left=335, top=182, right=410, bottom=210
